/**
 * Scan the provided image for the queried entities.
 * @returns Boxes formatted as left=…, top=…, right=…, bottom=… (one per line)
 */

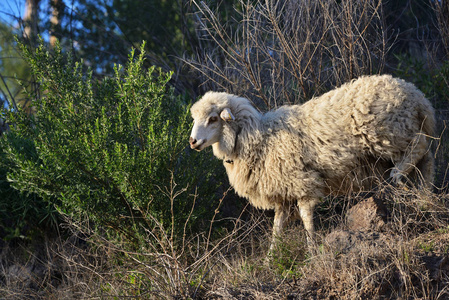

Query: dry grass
left=1, top=181, right=448, bottom=299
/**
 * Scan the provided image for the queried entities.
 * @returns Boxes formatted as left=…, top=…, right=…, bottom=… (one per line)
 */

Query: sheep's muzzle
left=189, top=137, right=202, bottom=150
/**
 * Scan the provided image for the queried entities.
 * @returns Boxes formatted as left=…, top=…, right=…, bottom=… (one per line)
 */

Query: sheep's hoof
left=305, top=235, right=320, bottom=256
left=389, top=168, right=404, bottom=185
left=263, top=254, right=272, bottom=266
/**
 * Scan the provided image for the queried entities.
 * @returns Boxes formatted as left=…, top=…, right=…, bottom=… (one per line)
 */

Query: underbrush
left=1, top=183, right=448, bottom=299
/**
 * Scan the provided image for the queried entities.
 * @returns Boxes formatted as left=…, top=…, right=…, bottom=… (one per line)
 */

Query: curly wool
left=190, top=75, right=435, bottom=245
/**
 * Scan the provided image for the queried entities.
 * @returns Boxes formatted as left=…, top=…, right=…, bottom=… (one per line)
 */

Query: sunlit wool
left=189, top=75, right=435, bottom=249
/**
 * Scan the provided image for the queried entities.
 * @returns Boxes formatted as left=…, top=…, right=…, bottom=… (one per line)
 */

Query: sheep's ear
left=220, top=108, right=235, bottom=121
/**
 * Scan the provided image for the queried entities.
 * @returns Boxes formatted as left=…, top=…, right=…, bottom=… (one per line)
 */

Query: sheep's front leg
left=298, top=198, right=319, bottom=246
left=268, top=203, right=288, bottom=255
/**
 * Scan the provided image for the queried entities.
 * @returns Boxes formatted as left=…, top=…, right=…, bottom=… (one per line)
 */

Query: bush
left=0, top=40, right=224, bottom=247
left=0, top=140, right=57, bottom=240
left=394, top=54, right=449, bottom=109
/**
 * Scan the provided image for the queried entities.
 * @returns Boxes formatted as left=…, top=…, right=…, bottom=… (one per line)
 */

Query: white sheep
left=189, top=75, right=435, bottom=251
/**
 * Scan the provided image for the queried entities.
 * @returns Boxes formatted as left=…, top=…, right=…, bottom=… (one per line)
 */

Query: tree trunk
left=50, top=0, right=64, bottom=48
left=23, top=0, right=41, bottom=45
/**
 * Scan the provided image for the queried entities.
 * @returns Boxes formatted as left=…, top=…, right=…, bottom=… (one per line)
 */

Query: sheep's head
left=189, top=106, right=235, bottom=151
left=189, top=91, right=260, bottom=158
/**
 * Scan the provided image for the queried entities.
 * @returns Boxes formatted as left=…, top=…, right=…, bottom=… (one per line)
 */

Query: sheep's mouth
left=190, top=140, right=206, bottom=151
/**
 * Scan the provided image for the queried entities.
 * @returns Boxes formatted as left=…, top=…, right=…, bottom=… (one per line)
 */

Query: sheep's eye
left=209, top=116, right=218, bottom=123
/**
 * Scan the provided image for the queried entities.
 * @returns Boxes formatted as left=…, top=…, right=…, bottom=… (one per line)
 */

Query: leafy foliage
left=1, top=40, right=223, bottom=246
left=0, top=21, right=32, bottom=111
left=394, top=54, right=449, bottom=109
left=42, top=0, right=200, bottom=75
left=0, top=140, right=57, bottom=240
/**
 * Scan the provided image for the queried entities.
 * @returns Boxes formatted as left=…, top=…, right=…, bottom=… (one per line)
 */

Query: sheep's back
left=225, top=75, right=434, bottom=206
left=279, top=75, right=433, bottom=192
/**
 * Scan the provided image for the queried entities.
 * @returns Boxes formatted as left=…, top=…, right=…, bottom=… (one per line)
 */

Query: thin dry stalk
left=187, top=0, right=390, bottom=109
left=432, top=0, right=449, bottom=58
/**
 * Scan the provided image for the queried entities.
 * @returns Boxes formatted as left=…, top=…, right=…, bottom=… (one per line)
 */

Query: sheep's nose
left=189, top=137, right=197, bottom=146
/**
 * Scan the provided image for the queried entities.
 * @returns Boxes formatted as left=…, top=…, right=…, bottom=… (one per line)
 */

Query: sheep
left=189, top=74, right=435, bottom=252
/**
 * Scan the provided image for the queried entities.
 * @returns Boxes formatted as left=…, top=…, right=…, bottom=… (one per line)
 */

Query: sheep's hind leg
left=415, top=151, right=435, bottom=190
left=390, top=134, right=428, bottom=186
left=298, top=198, right=319, bottom=248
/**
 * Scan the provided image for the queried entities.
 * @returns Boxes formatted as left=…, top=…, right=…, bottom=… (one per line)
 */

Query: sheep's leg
left=298, top=198, right=318, bottom=246
left=390, top=134, right=428, bottom=185
left=268, top=203, right=288, bottom=255
left=417, top=151, right=435, bottom=189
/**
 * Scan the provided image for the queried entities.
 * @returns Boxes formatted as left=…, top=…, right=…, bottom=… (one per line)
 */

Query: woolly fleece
left=190, top=75, right=435, bottom=242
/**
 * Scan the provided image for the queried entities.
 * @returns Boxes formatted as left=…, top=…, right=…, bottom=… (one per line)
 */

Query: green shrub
left=394, top=54, right=449, bottom=109
left=1, top=40, right=224, bottom=247
left=0, top=140, right=57, bottom=240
